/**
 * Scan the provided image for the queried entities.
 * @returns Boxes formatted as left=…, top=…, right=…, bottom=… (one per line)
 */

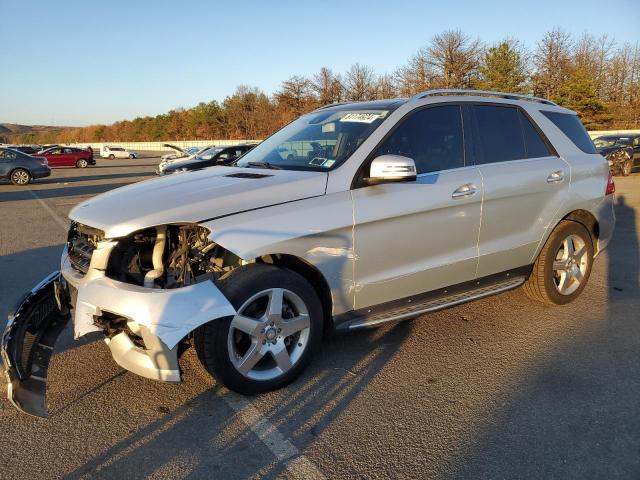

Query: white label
left=339, top=113, right=382, bottom=123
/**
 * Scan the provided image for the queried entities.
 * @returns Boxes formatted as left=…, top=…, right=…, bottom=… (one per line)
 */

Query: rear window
left=541, top=111, right=597, bottom=154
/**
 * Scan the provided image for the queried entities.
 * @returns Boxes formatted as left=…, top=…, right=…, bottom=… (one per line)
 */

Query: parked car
left=593, top=134, right=640, bottom=176
left=160, top=144, right=200, bottom=162
left=0, top=147, right=50, bottom=185
left=158, top=145, right=215, bottom=172
left=9, top=145, right=41, bottom=155
left=37, top=146, right=95, bottom=168
left=159, top=144, right=256, bottom=175
left=2, top=90, right=615, bottom=417
left=100, top=145, right=137, bottom=159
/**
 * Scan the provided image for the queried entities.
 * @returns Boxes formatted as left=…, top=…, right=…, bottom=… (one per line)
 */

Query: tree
left=427, top=29, right=483, bottom=88
left=344, top=63, right=377, bottom=101
left=274, top=76, right=317, bottom=123
left=476, top=39, right=528, bottom=93
left=556, top=68, right=612, bottom=129
left=376, top=73, right=396, bottom=99
left=394, top=48, right=434, bottom=96
left=533, top=28, right=573, bottom=100
left=312, top=67, right=343, bottom=105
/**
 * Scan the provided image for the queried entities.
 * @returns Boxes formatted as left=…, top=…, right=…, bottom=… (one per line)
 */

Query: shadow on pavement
left=38, top=172, right=156, bottom=185
left=0, top=183, right=133, bottom=202
left=449, top=195, right=640, bottom=479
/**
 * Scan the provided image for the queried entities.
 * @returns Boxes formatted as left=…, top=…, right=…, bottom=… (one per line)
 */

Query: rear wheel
left=194, top=264, right=323, bottom=394
left=108, top=154, right=115, bottom=160
left=10, top=168, right=31, bottom=185
left=76, top=158, right=88, bottom=168
left=129, top=154, right=135, bottom=159
left=523, top=220, right=594, bottom=305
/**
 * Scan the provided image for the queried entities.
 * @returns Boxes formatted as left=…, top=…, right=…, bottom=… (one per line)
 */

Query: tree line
left=7, top=28, right=639, bottom=145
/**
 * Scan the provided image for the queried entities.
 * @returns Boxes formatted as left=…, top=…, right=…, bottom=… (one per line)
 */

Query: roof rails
left=411, top=89, right=557, bottom=106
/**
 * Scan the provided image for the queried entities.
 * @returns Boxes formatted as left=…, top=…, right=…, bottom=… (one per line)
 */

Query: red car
left=37, top=147, right=95, bottom=168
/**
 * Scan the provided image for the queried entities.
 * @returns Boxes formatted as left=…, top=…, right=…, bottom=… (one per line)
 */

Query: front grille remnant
left=67, top=222, right=105, bottom=274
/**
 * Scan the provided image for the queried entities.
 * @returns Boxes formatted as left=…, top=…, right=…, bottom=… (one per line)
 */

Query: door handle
left=452, top=183, right=477, bottom=199
left=547, top=170, right=565, bottom=183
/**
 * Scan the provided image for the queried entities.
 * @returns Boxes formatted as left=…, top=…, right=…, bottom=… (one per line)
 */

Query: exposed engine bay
left=104, top=225, right=245, bottom=289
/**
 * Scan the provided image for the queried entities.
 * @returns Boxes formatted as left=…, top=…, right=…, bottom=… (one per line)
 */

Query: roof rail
left=314, top=102, right=348, bottom=111
left=411, top=89, right=557, bottom=106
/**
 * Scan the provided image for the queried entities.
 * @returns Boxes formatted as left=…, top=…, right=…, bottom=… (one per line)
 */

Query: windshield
left=594, top=137, right=630, bottom=148
left=199, top=147, right=223, bottom=160
left=235, top=109, right=390, bottom=171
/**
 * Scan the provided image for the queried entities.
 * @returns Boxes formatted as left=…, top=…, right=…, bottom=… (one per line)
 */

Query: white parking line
left=220, top=389, right=326, bottom=479
left=28, top=189, right=68, bottom=232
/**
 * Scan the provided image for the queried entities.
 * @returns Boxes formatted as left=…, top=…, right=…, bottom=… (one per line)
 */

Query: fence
left=70, top=140, right=262, bottom=152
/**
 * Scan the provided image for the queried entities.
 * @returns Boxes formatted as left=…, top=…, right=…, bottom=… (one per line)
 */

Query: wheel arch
left=562, top=209, right=599, bottom=247
left=262, top=253, right=334, bottom=335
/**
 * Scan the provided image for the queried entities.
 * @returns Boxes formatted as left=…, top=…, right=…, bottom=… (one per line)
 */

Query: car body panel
left=69, top=166, right=328, bottom=238
left=0, top=148, right=51, bottom=180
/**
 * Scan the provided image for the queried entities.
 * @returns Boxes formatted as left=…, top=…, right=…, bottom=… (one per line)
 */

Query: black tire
left=10, top=168, right=31, bottom=185
left=194, top=264, right=323, bottom=395
left=523, top=220, right=594, bottom=305
left=129, top=154, right=135, bottom=159
left=108, top=154, right=115, bottom=160
left=76, top=158, right=88, bottom=168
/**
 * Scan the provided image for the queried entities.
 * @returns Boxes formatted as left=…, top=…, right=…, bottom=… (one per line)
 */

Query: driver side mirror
left=364, top=154, right=417, bottom=186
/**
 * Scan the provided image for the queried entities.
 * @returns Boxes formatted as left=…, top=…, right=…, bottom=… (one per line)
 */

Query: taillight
left=605, top=171, right=615, bottom=195
left=37, top=158, right=48, bottom=166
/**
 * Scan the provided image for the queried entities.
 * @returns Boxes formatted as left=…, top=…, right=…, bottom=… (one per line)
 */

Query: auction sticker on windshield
left=339, top=112, right=387, bottom=123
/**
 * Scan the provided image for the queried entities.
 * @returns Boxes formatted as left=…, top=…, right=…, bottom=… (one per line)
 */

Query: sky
left=1, top=0, right=639, bottom=126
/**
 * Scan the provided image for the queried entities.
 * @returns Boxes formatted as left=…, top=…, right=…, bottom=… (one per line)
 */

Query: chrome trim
left=411, top=89, right=557, bottom=106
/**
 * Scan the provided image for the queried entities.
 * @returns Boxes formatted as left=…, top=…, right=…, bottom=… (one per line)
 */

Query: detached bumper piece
left=1, top=271, right=71, bottom=417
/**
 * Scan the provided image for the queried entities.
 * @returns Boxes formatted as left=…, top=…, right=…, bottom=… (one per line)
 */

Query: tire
left=194, top=264, right=323, bottom=395
left=129, top=154, right=135, bottom=159
left=108, top=154, right=115, bottom=160
left=622, top=158, right=633, bottom=176
left=10, top=168, right=31, bottom=185
left=523, top=220, right=594, bottom=305
left=76, top=158, right=88, bottom=168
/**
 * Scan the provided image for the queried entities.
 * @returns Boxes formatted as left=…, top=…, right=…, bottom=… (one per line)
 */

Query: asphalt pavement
left=0, top=156, right=638, bottom=479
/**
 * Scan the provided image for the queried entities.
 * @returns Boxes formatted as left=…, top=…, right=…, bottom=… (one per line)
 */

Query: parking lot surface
left=0, top=156, right=638, bottom=479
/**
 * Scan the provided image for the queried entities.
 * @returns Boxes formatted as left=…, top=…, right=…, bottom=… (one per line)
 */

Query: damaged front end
left=1, top=271, right=71, bottom=417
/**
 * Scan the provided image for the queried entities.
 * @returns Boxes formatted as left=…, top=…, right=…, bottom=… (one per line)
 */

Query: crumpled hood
left=70, top=166, right=328, bottom=238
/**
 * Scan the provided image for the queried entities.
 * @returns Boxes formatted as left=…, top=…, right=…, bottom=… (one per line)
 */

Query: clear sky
left=1, top=0, right=638, bottom=126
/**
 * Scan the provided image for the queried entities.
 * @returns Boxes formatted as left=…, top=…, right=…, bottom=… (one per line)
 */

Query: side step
left=341, top=276, right=526, bottom=330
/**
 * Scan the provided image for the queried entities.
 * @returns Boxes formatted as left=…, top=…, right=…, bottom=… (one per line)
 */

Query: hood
left=163, top=143, right=185, bottom=154
left=69, top=166, right=328, bottom=238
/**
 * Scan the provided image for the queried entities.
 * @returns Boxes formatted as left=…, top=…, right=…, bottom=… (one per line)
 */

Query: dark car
left=37, top=146, right=95, bottom=168
left=593, top=134, right=640, bottom=176
left=11, top=145, right=41, bottom=155
left=159, top=144, right=256, bottom=175
left=0, top=147, right=51, bottom=185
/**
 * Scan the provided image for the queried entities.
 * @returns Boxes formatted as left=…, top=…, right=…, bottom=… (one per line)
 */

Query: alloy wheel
left=227, top=288, right=311, bottom=381
left=11, top=170, right=30, bottom=185
left=552, top=234, right=589, bottom=295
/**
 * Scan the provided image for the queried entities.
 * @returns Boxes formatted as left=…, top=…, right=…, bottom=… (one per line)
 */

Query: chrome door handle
left=452, top=183, right=477, bottom=199
left=547, top=170, right=565, bottom=183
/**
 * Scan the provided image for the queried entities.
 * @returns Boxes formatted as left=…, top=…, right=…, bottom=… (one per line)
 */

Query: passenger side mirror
left=365, top=154, right=417, bottom=185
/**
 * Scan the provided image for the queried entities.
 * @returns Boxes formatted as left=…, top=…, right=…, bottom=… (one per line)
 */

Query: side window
left=633, top=137, right=640, bottom=147
left=470, top=105, right=526, bottom=164
left=518, top=111, right=553, bottom=158
left=5, top=150, right=17, bottom=160
left=374, top=105, right=464, bottom=174
left=0, top=150, right=5, bottom=160
left=541, top=111, right=597, bottom=154
left=49, top=148, right=61, bottom=155
left=63, top=148, right=73, bottom=154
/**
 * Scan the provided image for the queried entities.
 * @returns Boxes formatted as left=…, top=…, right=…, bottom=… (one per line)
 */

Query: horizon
left=2, top=0, right=639, bottom=127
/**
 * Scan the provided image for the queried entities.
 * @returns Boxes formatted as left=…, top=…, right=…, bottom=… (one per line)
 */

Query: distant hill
left=0, top=123, right=68, bottom=135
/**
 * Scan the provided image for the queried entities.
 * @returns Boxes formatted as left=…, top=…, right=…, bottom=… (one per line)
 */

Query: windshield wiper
left=246, top=161, right=283, bottom=170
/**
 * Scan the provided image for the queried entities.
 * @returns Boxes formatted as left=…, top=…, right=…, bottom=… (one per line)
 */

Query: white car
left=100, top=145, right=137, bottom=159
left=3, top=89, right=615, bottom=417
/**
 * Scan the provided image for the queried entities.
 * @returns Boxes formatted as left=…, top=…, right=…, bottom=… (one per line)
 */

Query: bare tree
left=376, top=73, right=396, bottom=99
left=274, top=75, right=317, bottom=123
left=426, top=30, right=483, bottom=88
left=312, top=67, right=343, bottom=105
left=394, top=48, right=435, bottom=96
left=344, top=63, right=377, bottom=101
left=532, top=28, right=573, bottom=100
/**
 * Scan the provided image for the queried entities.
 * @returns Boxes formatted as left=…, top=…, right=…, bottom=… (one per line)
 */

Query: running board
left=338, top=276, right=526, bottom=331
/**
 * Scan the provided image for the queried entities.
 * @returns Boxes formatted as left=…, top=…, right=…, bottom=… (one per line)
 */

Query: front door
left=352, top=104, right=482, bottom=309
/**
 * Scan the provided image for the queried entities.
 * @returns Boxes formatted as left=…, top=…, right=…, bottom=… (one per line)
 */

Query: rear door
left=61, top=148, right=76, bottom=166
left=467, top=103, right=570, bottom=277
left=0, top=149, right=10, bottom=177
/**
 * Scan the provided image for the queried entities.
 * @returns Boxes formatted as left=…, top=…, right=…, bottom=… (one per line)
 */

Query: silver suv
left=3, top=90, right=615, bottom=417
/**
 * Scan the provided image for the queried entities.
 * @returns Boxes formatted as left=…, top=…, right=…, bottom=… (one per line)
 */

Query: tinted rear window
left=541, top=111, right=596, bottom=154
left=470, top=105, right=526, bottom=164
left=519, top=111, right=553, bottom=158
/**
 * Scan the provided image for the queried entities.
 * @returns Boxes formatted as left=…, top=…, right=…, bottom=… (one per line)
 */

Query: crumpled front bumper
left=2, top=243, right=236, bottom=417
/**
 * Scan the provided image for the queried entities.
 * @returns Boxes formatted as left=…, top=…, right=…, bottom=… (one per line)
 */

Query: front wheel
left=523, top=220, right=594, bottom=305
left=194, top=264, right=323, bottom=395
left=10, top=168, right=31, bottom=185
left=622, top=158, right=633, bottom=176
left=108, top=154, right=115, bottom=160
left=129, top=154, right=135, bottom=159
left=76, top=158, right=88, bottom=168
